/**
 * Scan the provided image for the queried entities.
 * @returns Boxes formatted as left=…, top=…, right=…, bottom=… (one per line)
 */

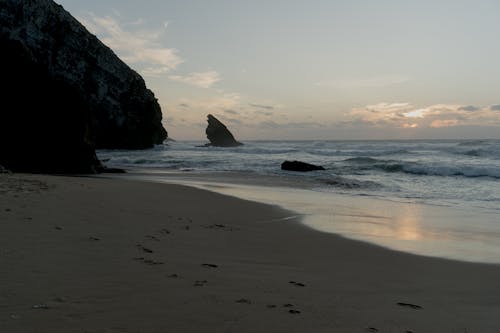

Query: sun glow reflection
left=392, top=205, right=422, bottom=240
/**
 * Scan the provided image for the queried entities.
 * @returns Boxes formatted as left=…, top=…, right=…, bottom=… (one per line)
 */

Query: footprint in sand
left=397, top=302, right=423, bottom=310
left=53, top=296, right=67, bottom=303
left=194, top=280, right=208, bottom=287
left=143, top=259, right=164, bottom=265
left=203, top=224, right=236, bottom=231
left=133, top=257, right=163, bottom=265
left=288, top=281, right=306, bottom=287
left=136, top=244, right=153, bottom=253
left=235, top=298, right=251, bottom=304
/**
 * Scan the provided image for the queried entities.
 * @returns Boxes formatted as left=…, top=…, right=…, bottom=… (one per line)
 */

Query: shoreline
left=108, top=169, right=500, bottom=264
left=1, top=173, right=500, bottom=332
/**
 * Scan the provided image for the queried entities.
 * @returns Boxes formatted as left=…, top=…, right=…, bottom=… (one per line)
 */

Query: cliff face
left=0, top=0, right=167, bottom=172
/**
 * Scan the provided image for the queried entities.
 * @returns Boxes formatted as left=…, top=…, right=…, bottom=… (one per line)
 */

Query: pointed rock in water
left=281, top=160, right=325, bottom=172
left=0, top=0, right=167, bottom=173
left=205, top=114, right=242, bottom=147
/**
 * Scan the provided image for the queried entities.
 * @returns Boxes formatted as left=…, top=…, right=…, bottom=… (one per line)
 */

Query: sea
left=98, top=139, right=500, bottom=264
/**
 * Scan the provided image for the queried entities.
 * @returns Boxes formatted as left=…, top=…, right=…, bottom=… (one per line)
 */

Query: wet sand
left=1, top=173, right=500, bottom=332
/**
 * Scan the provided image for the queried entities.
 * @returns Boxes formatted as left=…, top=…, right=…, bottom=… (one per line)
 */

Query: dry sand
left=1, top=173, right=499, bottom=333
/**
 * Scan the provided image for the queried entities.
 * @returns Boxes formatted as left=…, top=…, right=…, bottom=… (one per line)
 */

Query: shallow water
left=117, top=172, right=500, bottom=264
left=98, top=139, right=500, bottom=264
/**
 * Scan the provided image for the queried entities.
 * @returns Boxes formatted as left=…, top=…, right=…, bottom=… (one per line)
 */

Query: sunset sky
left=57, top=0, right=500, bottom=140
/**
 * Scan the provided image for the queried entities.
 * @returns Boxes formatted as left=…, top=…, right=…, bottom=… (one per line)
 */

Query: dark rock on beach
left=281, top=160, right=325, bottom=172
left=205, top=114, right=242, bottom=147
left=0, top=0, right=167, bottom=173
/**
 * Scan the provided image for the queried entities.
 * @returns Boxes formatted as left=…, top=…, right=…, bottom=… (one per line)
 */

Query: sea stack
left=205, top=114, right=242, bottom=147
left=0, top=0, right=167, bottom=173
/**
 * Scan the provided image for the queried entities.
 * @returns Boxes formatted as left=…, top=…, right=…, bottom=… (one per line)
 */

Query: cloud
left=79, top=13, right=183, bottom=76
left=258, top=120, right=325, bottom=129
left=430, top=119, right=459, bottom=128
left=168, top=71, right=220, bottom=88
left=349, top=103, right=414, bottom=125
left=347, top=103, right=500, bottom=129
left=249, top=103, right=274, bottom=110
left=490, top=105, right=500, bottom=111
left=213, top=114, right=243, bottom=125
left=459, top=105, right=480, bottom=112
left=316, top=75, right=410, bottom=88
left=255, top=110, right=273, bottom=116
left=172, top=93, right=241, bottom=115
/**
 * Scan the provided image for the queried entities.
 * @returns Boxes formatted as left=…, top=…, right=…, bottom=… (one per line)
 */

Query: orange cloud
left=430, top=119, right=460, bottom=128
left=348, top=103, right=500, bottom=129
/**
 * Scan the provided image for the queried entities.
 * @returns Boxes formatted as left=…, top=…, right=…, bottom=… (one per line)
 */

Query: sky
left=56, top=0, right=500, bottom=140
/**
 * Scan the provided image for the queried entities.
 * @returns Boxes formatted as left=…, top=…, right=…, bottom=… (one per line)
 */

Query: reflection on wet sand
left=129, top=175, right=500, bottom=263
left=320, top=203, right=425, bottom=241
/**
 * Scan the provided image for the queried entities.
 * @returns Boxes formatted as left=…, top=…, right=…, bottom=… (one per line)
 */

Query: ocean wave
left=232, top=147, right=301, bottom=155
left=401, top=164, right=500, bottom=178
left=343, top=157, right=380, bottom=164
left=463, top=149, right=481, bottom=157
left=337, top=157, right=406, bottom=173
left=458, top=148, right=500, bottom=159
left=109, top=157, right=165, bottom=165
left=372, top=162, right=500, bottom=178
left=338, top=156, right=500, bottom=178
left=310, top=149, right=412, bottom=157
left=457, top=140, right=487, bottom=146
left=319, top=176, right=381, bottom=189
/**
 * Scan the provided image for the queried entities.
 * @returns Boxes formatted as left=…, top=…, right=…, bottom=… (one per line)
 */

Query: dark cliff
left=0, top=0, right=167, bottom=173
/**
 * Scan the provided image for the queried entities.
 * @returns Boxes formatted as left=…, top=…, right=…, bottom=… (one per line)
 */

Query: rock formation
left=0, top=165, right=10, bottom=173
left=205, top=114, right=242, bottom=147
left=281, top=160, right=325, bottom=172
left=0, top=0, right=167, bottom=173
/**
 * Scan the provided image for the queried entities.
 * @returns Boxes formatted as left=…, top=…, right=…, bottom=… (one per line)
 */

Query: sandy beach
left=1, top=173, right=500, bottom=333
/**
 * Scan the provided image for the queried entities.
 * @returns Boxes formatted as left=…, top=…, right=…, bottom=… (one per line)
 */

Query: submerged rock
left=281, top=160, right=325, bottom=172
left=0, top=0, right=167, bottom=173
left=205, top=114, right=242, bottom=147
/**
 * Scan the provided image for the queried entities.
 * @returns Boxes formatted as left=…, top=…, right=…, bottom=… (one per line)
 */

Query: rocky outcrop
left=0, top=165, right=10, bottom=173
left=205, top=114, right=242, bottom=147
left=0, top=0, right=167, bottom=173
left=281, top=160, right=325, bottom=172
